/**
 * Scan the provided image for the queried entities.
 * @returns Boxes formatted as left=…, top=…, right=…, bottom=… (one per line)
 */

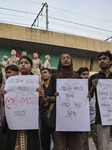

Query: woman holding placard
left=5, top=56, right=45, bottom=150
left=54, top=53, right=82, bottom=150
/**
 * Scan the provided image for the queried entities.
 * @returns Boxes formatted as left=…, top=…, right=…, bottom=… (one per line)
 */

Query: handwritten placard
left=56, top=79, right=90, bottom=131
left=4, top=75, right=39, bottom=130
left=97, top=79, right=112, bottom=125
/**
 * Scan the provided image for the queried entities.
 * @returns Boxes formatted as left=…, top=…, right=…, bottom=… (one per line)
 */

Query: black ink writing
left=74, top=102, right=81, bottom=108
left=25, top=79, right=38, bottom=84
left=13, top=110, right=27, bottom=117
left=60, top=84, right=72, bottom=91
left=66, top=107, right=76, bottom=119
left=99, top=91, right=109, bottom=96
left=15, top=79, right=24, bottom=83
left=101, top=97, right=107, bottom=100
left=72, top=83, right=83, bottom=91
left=7, top=79, right=14, bottom=84
left=99, top=81, right=112, bottom=90
left=107, top=108, right=112, bottom=113
left=102, top=113, right=110, bottom=118
left=101, top=101, right=110, bottom=107
left=108, top=97, right=112, bottom=100
left=62, top=101, right=70, bottom=108
left=107, top=119, right=112, bottom=122
left=17, top=86, right=28, bottom=91
left=66, top=91, right=74, bottom=99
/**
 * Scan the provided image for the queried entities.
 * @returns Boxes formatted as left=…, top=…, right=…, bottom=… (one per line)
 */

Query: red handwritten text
left=5, top=92, right=38, bottom=109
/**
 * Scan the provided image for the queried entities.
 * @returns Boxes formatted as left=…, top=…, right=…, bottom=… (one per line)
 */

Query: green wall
left=0, top=48, right=11, bottom=60
left=0, top=48, right=59, bottom=68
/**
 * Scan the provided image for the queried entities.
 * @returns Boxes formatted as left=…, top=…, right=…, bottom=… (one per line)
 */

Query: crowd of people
left=0, top=50, right=112, bottom=150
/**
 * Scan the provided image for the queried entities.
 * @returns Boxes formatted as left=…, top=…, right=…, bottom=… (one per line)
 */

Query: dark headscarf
left=56, top=53, right=78, bottom=78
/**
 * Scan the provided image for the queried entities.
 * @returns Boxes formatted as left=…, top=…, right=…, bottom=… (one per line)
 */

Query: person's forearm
left=47, top=96, right=56, bottom=103
left=39, top=96, right=45, bottom=105
left=89, top=86, right=95, bottom=98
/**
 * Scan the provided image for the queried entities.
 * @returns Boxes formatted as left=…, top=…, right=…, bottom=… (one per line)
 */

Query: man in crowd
left=0, top=64, right=19, bottom=150
left=77, top=67, right=98, bottom=150
left=89, top=50, right=112, bottom=150
left=40, top=68, right=56, bottom=150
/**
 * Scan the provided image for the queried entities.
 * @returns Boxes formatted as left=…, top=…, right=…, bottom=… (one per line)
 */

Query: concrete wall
left=1, top=23, right=112, bottom=52
left=1, top=23, right=112, bottom=72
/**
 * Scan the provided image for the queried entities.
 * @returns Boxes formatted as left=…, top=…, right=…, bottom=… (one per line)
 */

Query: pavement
left=51, top=137, right=112, bottom=150
left=89, top=137, right=112, bottom=150
left=1, top=134, right=112, bottom=150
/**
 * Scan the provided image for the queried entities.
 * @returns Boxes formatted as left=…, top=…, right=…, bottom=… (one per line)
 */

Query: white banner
left=97, top=79, right=112, bottom=125
left=4, top=75, right=39, bottom=130
left=56, top=79, right=90, bottom=131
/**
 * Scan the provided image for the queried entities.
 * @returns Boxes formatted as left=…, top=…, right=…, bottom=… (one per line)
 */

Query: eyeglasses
left=98, top=57, right=108, bottom=61
left=61, top=57, right=71, bottom=60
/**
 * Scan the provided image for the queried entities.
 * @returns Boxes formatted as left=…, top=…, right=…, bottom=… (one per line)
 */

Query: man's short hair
left=5, top=65, right=19, bottom=72
left=41, top=68, right=52, bottom=74
left=77, top=67, right=89, bottom=75
left=97, top=50, right=112, bottom=60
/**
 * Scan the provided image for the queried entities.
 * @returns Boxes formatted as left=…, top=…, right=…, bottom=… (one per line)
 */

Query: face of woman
left=60, top=54, right=72, bottom=67
left=19, top=58, right=32, bottom=75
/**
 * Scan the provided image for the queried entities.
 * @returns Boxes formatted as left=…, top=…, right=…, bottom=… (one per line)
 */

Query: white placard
left=56, top=79, right=90, bottom=131
left=97, top=79, right=112, bottom=125
left=4, top=75, right=39, bottom=130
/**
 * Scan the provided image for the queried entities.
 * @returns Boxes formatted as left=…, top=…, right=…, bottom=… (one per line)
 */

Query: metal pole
left=46, top=3, right=48, bottom=30
left=31, top=3, right=46, bottom=28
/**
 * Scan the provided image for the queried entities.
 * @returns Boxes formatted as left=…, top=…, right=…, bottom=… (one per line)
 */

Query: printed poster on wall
left=97, top=79, right=112, bottom=125
left=56, top=79, right=90, bottom=131
left=4, top=75, right=39, bottom=130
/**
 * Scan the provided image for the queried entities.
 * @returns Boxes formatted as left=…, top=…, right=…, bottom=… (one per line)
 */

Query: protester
left=40, top=68, right=56, bottom=150
left=54, top=53, right=82, bottom=150
left=0, top=64, right=19, bottom=150
left=0, top=74, right=6, bottom=150
left=4, top=56, right=45, bottom=150
left=77, top=67, right=89, bottom=79
left=89, top=50, right=112, bottom=150
left=77, top=67, right=98, bottom=150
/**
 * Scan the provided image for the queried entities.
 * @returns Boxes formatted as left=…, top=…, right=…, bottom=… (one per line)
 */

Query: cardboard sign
left=56, top=79, right=90, bottom=131
left=97, top=79, right=112, bottom=125
left=4, top=75, right=39, bottom=130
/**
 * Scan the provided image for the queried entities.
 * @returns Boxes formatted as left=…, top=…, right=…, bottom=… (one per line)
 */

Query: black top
left=39, top=74, right=56, bottom=120
left=89, top=71, right=112, bottom=124
left=39, top=84, right=49, bottom=120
